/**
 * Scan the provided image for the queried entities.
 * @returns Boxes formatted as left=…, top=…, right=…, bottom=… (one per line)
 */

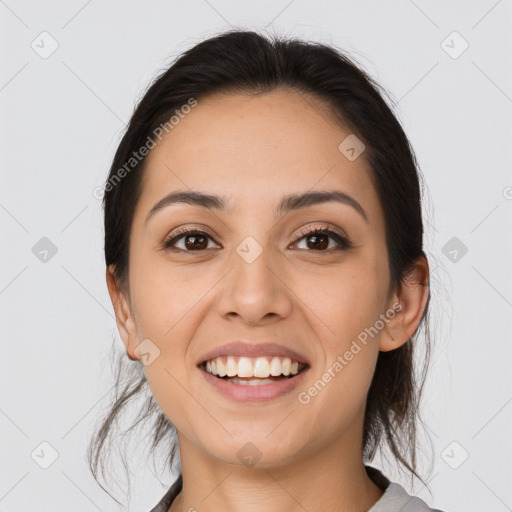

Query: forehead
left=134, top=89, right=382, bottom=225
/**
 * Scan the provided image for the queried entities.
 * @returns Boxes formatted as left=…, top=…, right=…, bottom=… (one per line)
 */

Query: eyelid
left=291, top=222, right=348, bottom=242
left=165, top=224, right=218, bottom=242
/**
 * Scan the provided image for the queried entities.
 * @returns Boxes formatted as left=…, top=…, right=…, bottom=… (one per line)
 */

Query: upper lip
left=197, top=341, right=310, bottom=366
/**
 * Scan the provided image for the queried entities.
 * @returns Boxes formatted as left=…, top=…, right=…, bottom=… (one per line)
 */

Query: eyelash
left=163, top=225, right=352, bottom=253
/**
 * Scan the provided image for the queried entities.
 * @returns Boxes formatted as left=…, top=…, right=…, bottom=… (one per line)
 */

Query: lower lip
left=199, top=366, right=310, bottom=402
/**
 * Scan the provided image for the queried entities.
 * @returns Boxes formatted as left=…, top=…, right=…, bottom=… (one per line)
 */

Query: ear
left=379, top=255, right=429, bottom=352
left=106, top=264, right=139, bottom=361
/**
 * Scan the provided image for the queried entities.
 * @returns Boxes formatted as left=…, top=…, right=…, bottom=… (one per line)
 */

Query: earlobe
left=106, top=265, right=139, bottom=361
left=379, top=256, right=430, bottom=352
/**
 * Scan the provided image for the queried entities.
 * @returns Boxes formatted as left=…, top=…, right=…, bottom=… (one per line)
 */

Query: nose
left=215, top=240, right=293, bottom=326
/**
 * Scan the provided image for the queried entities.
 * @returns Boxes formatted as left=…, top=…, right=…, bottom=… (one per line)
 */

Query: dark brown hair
left=88, top=29, right=434, bottom=504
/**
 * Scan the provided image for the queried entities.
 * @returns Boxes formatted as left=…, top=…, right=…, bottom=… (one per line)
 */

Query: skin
left=106, top=88, right=429, bottom=512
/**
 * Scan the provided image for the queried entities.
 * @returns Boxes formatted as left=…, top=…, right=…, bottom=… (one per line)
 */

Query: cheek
left=300, top=276, right=381, bottom=419
left=130, top=261, right=204, bottom=430
left=295, top=259, right=384, bottom=403
left=300, top=260, right=384, bottom=342
left=129, top=249, right=209, bottom=340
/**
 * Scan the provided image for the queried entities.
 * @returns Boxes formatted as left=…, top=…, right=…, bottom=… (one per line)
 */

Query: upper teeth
left=204, top=356, right=304, bottom=378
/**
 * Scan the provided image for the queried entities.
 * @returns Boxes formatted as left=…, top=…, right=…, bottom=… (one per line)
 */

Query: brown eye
left=293, top=228, right=351, bottom=252
left=304, top=232, right=329, bottom=250
left=164, top=229, right=218, bottom=252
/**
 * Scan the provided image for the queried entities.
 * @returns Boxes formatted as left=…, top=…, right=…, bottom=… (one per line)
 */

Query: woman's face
left=114, top=88, right=402, bottom=467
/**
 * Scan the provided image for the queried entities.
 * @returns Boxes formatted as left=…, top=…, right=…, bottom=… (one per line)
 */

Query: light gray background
left=1, top=1, right=511, bottom=511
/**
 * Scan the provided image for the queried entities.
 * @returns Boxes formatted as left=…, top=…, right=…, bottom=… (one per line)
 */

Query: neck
left=170, top=431, right=384, bottom=512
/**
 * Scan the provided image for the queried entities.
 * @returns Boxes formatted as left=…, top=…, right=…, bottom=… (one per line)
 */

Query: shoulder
left=365, top=465, right=446, bottom=512
left=150, top=469, right=448, bottom=512
left=370, top=481, right=446, bottom=512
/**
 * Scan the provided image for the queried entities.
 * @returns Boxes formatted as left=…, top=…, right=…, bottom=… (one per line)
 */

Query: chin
left=201, top=434, right=304, bottom=470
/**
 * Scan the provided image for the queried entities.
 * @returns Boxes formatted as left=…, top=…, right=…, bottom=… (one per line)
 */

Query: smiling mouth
left=199, top=355, right=308, bottom=384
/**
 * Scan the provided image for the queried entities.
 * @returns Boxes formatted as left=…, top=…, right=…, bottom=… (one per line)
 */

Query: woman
left=89, top=29, right=445, bottom=512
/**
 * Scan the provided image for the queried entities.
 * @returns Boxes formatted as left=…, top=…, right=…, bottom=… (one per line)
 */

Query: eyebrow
left=145, top=189, right=368, bottom=224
